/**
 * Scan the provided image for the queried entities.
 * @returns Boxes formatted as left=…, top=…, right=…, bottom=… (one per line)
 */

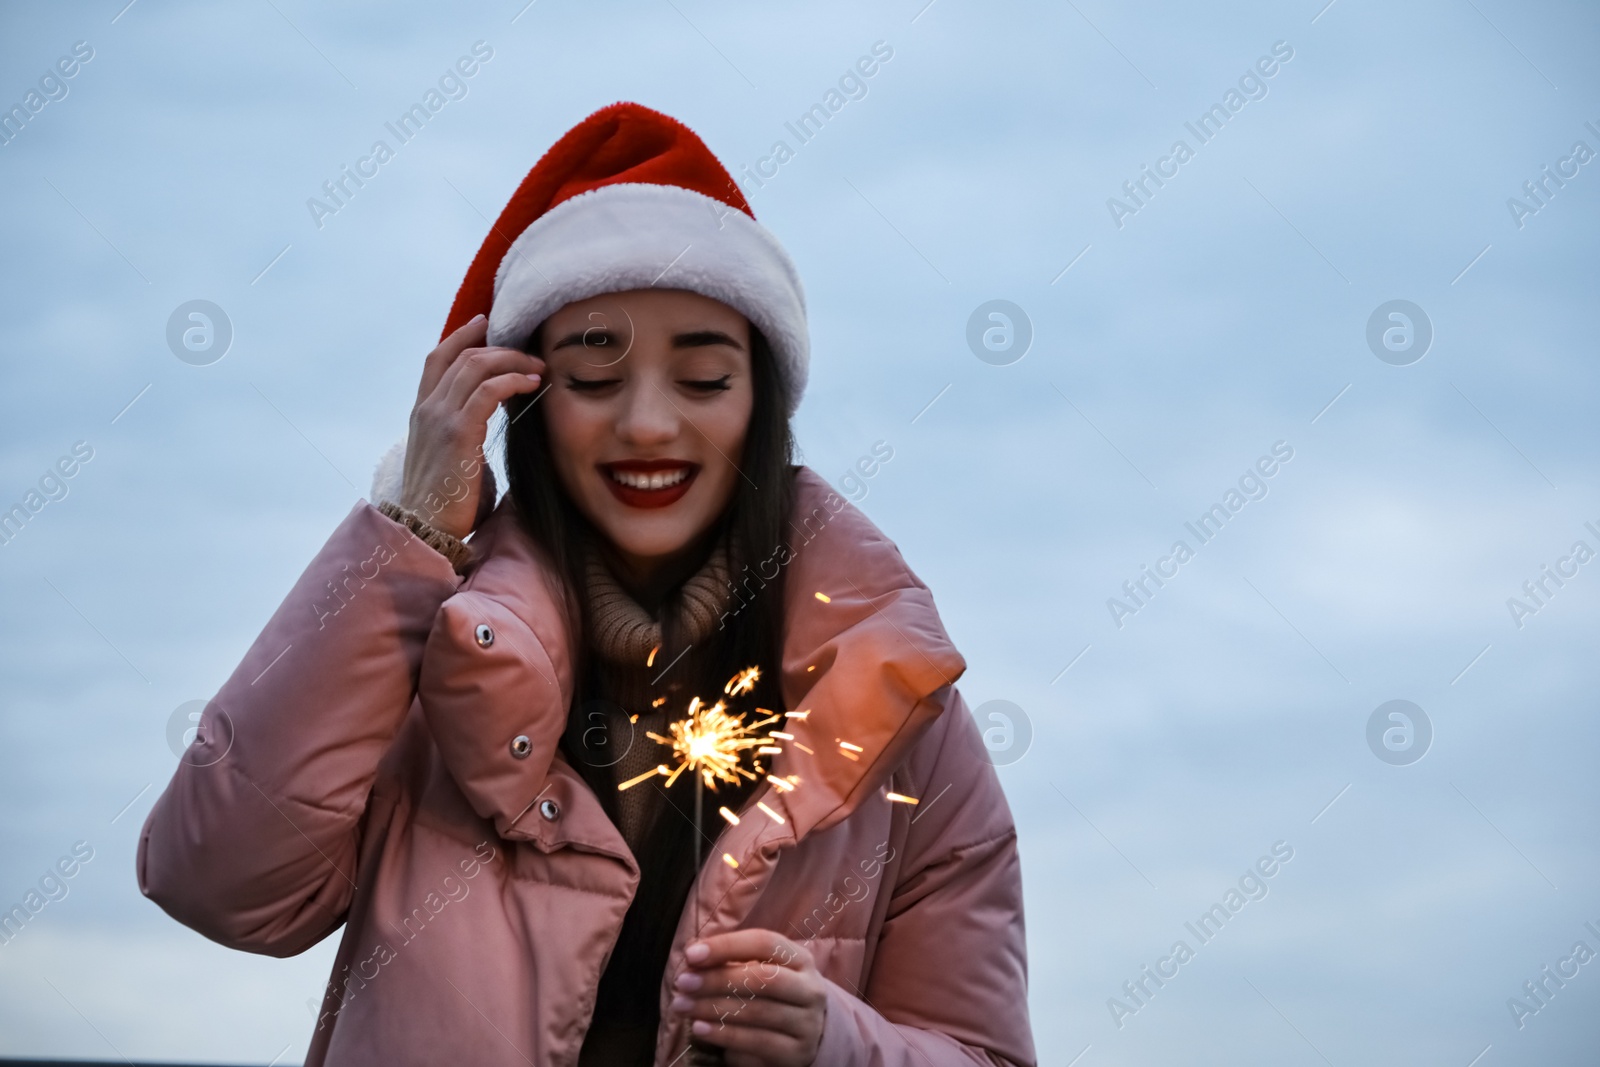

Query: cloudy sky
left=1, top=0, right=1597, bottom=1063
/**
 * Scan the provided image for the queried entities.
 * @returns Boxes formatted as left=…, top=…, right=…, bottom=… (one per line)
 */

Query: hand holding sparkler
left=671, top=930, right=827, bottom=1067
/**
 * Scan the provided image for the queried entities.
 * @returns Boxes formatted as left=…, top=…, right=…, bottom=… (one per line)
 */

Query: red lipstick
left=599, top=460, right=698, bottom=509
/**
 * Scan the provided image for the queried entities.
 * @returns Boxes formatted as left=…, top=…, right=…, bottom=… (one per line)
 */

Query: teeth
left=610, top=467, right=689, bottom=490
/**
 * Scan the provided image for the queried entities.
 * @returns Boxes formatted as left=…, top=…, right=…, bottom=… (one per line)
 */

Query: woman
left=138, top=103, right=1034, bottom=1067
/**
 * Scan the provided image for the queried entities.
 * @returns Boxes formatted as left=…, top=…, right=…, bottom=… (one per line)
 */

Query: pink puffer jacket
left=137, top=468, right=1034, bottom=1066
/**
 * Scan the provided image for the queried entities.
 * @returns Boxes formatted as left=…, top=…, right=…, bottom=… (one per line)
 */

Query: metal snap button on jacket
left=539, top=798, right=560, bottom=821
left=509, top=735, right=532, bottom=759
left=474, top=624, right=494, bottom=648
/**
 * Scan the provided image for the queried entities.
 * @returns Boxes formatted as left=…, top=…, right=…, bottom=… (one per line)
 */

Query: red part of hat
left=439, top=102, right=753, bottom=343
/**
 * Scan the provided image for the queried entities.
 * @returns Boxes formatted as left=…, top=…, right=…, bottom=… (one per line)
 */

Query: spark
left=886, top=792, right=920, bottom=805
left=766, top=774, right=796, bottom=792
left=641, top=695, right=781, bottom=792
left=722, top=853, right=740, bottom=868
left=758, top=746, right=783, bottom=755
left=786, top=710, right=810, bottom=720
left=651, top=696, right=666, bottom=708
left=792, top=740, right=814, bottom=755
left=838, top=740, right=863, bottom=752
left=771, top=731, right=794, bottom=740
left=619, top=765, right=668, bottom=791
left=647, top=645, right=659, bottom=667
left=719, top=806, right=740, bottom=825
left=756, top=801, right=786, bottom=824
left=814, top=592, right=831, bottom=603
left=725, top=666, right=760, bottom=697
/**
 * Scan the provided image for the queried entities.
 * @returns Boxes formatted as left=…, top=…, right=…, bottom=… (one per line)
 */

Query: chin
left=592, top=508, right=704, bottom=559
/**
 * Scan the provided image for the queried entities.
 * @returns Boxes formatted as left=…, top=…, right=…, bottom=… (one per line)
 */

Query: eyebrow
left=672, top=330, right=745, bottom=351
left=547, top=328, right=746, bottom=352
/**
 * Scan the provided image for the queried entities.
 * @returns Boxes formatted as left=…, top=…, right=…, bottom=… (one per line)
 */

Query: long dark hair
left=501, top=321, right=795, bottom=1009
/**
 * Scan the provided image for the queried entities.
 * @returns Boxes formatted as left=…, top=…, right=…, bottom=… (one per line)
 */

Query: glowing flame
left=724, top=666, right=760, bottom=697
left=618, top=765, right=668, bottom=791
left=643, top=694, right=781, bottom=792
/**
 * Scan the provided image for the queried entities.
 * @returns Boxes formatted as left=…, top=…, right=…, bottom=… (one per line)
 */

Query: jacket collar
left=456, top=466, right=966, bottom=844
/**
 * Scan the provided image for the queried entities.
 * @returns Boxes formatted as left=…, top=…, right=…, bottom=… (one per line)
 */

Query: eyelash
left=565, top=375, right=732, bottom=393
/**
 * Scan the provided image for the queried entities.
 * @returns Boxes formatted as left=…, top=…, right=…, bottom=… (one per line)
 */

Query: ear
left=370, top=438, right=407, bottom=507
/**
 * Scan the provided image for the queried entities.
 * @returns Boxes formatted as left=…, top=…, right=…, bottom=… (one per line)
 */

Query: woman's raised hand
left=399, top=314, right=544, bottom=539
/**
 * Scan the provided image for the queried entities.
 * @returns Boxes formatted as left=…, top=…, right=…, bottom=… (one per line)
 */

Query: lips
left=599, top=460, right=699, bottom=509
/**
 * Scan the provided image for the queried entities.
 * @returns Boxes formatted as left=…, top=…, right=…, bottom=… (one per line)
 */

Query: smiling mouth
left=599, top=461, right=698, bottom=509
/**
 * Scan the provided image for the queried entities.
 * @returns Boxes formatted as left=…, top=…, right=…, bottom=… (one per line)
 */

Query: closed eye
left=682, top=374, right=732, bottom=393
left=566, top=376, right=620, bottom=392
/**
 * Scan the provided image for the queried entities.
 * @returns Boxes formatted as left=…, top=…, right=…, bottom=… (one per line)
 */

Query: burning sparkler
left=616, top=692, right=781, bottom=795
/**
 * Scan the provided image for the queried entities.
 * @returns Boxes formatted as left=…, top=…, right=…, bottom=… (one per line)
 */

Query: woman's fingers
left=671, top=989, right=807, bottom=1034
left=687, top=930, right=810, bottom=975
left=461, top=369, right=545, bottom=428
left=398, top=318, right=541, bottom=539
left=439, top=346, right=545, bottom=413
left=676, top=960, right=814, bottom=1009
left=688, top=1017, right=804, bottom=1061
left=416, top=315, right=489, bottom=403
left=673, top=929, right=827, bottom=1065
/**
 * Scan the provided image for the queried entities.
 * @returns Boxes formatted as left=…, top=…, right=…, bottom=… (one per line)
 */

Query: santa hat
left=373, top=102, right=809, bottom=509
left=453, top=101, right=806, bottom=407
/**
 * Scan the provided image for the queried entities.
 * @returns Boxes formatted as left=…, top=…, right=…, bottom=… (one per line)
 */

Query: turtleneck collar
left=583, top=536, right=734, bottom=668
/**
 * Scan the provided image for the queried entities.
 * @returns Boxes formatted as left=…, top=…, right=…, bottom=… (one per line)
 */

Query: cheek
left=542, top=397, right=602, bottom=491
left=704, top=392, right=754, bottom=469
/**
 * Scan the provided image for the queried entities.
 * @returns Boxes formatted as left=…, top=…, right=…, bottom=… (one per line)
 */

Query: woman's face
left=537, top=289, right=754, bottom=576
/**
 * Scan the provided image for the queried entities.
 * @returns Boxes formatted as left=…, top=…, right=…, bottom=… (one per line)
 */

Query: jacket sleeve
left=135, top=500, right=461, bottom=956
left=813, top=688, right=1036, bottom=1067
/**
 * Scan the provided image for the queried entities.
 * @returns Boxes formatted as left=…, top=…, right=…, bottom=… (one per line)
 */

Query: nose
left=614, top=376, right=679, bottom=448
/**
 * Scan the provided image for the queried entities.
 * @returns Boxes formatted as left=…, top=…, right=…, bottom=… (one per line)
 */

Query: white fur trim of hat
left=485, top=182, right=809, bottom=416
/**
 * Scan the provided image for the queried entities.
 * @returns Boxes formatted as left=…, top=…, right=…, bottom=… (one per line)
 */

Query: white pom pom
left=371, top=438, right=407, bottom=506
